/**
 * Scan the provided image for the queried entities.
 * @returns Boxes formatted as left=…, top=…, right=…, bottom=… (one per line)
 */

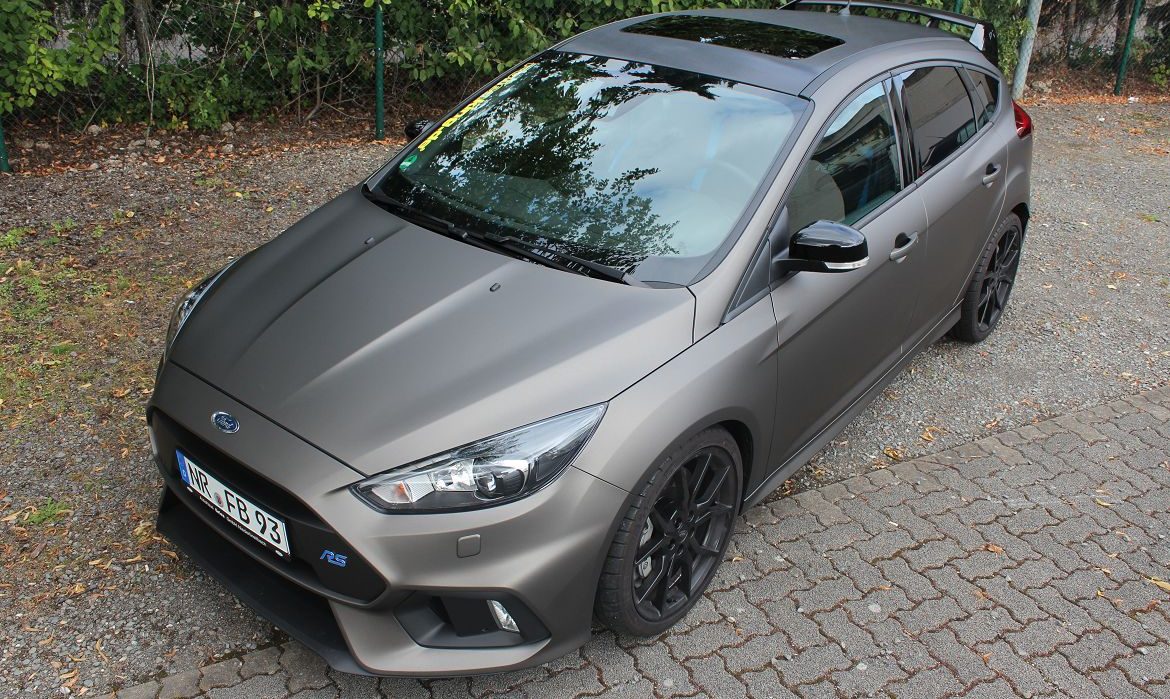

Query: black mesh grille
left=151, top=410, right=387, bottom=605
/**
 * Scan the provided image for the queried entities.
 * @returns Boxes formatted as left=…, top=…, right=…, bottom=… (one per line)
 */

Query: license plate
left=176, top=450, right=291, bottom=557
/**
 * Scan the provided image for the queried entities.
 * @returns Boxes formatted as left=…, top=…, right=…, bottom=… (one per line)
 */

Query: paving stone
left=920, top=627, right=997, bottom=686
left=518, top=665, right=602, bottom=698
left=287, top=688, right=338, bottom=699
left=664, top=618, right=743, bottom=659
left=686, top=655, right=747, bottom=699
left=1090, top=668, right=1158, bottom=699
left=895, top=595, right=966, bottom=635
left=378, top=677, right=432, bottom=699
left=828, top=656, right=906, bottom=698
left=721, top=634, right=793, bottom=675
left=158, top=669, right=200, bottom=699
left=740, top=667, right=799, bottom=699
left=882, top=665, right=963, bottom=699
left=1059, top=629, right=1131, bottom=672
left=240, top=647, right=283, bottom=679
left=758, top=597, right=826, bottom=650
left=279, top=642, right=330, bottom=693
left=116, top=682, right=161, bottom=699
left=200, top=658, right=242, bottom=691
left=330, top=669, right=381, bottom=696
left=771, top=642, right=850, bottom=686
left=980, top=640, right=1055, bottom=697
left=1004, top=618, right=1078, bottom=658
left=205, top=673, right=290, bottom=699
left=629, top=642, right=695, bottom=697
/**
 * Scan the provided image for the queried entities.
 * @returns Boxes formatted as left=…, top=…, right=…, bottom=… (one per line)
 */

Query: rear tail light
left=1013, top=100, right=1032, bottom=138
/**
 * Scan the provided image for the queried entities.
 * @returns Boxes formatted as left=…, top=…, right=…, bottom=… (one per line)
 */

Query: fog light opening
left=488, top=599, right=520, bottom=633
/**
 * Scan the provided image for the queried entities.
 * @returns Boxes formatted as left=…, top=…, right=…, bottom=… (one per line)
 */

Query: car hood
left=171, top=187, right=695, bottom=476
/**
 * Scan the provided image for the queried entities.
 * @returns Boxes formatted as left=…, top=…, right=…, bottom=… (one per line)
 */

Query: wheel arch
left=716, top=419, right=755, bottom=505
left=1011, top=202, right=1030, bottom=230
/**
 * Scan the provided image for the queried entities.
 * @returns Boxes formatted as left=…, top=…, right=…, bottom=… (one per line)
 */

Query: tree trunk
left=1014, top=0, right=1045, bottom=99
left=131, top=0, right=152, bottom=66
left=1063, top=0, right=1077, bottom=61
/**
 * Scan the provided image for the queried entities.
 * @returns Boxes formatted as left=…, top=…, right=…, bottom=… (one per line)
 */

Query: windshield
left=375, top=52, right=806, bottom=285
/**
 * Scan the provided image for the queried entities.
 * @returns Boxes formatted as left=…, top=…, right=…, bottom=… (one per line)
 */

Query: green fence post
left=375, top=1, right=385, bottom=139
left=952, top=0, right=963, bottom=13
left=1114, top=0, right=1145, bottom=95
left=0, top=115, right=11, bottom=174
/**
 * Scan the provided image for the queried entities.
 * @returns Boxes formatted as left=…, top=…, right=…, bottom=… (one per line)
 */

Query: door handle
left=889, top=231, right=918, bottom=262
left=982, top=162, right=1002, bottom=186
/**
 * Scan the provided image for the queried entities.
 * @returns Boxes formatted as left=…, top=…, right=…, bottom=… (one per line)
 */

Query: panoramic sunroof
left=621, top=15, right=844, bottom=59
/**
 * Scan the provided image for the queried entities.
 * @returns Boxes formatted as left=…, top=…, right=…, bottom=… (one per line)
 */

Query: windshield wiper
left=361, top=185, right=504, bottom=256
left=479, top=231, right=644, bottom=287
left=362, top=185, right=641, bottom=286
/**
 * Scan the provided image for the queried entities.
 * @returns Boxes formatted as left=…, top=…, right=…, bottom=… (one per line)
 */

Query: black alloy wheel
left=976, top=223, right=1022, bottom=333
left=596, top=427, right=741, bottom=635
left=952, top=213, right=1024, bottom=343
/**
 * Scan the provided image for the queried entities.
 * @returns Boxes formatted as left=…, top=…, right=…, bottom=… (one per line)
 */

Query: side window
left=965, top=68, right=1000, bottom=129
left=787, top=82, right=902, bottom=233
left=896, top=67, right=977, bottom=174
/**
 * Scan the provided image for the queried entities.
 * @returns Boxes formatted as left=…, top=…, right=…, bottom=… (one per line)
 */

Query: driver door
left=768, top=79, right=927, bottom=468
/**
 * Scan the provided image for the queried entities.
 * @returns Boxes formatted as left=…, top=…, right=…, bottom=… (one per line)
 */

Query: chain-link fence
left=2, top=0, right=1166, bottom=173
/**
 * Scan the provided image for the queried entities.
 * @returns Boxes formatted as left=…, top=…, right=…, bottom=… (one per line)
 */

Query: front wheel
left=595, top=427, right=741, bottom=636
left=951, top=213, right=1024, bottom=343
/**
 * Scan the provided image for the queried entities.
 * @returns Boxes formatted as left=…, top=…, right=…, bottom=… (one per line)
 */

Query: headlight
left=352, top=405, right=606, bottom=513
left=164, top=259, right=237, bottom=354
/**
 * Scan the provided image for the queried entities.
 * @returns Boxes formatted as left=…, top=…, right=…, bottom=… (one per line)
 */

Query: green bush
left=3, top=0, right=1033, bottom=131
left=0, top=0, right=123, bottom=115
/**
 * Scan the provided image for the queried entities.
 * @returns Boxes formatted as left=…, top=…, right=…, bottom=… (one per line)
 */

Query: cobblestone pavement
left=94, top=387, right=1170, bottom=698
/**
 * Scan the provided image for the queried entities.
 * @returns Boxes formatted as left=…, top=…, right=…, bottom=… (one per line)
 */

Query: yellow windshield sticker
left=416, top=63, right=537, bottom=152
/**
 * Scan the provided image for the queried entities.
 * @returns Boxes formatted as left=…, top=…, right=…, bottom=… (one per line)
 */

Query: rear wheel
left=595, top=427, right=740, bottom=636
left=951, top=213, right=1024, bottom=343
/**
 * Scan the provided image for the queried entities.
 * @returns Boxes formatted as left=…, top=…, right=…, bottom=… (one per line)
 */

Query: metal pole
left=374, top=2, right=385, bottom=139
left=0, top=115, right=11, bottom=174
left=951, top=0, right=962, bottom=13
left=1114, top=0, right=1145, bottom=95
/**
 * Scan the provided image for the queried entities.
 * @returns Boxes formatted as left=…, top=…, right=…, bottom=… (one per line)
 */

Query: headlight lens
left=164, top=259, right=237, bottom=354
left=352, top=404, right=606, bottom=513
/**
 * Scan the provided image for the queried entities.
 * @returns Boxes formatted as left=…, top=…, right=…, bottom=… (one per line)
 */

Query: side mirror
left=404, top=119, right=432, bottom=140
left=773, top=220, right=868, bottom=275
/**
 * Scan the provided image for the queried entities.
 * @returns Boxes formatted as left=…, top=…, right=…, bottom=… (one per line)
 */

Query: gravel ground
left=0, top=102, right=1167, bottom=698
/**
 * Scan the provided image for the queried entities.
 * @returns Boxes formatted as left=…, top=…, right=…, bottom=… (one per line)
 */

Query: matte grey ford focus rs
left=148, top=0, right=1032, bottom=676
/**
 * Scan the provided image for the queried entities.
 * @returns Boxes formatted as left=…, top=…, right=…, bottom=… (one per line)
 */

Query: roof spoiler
left=784, top=0, right=999, bottom=66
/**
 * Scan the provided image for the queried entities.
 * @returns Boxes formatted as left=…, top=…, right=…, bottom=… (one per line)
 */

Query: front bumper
left=149, top=364, right=629, bottom=676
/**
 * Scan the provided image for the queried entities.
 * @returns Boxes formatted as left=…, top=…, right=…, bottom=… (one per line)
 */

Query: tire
left=595, top=427, right=741, bottom=636
left=951, top=213, right=1025, bottom=343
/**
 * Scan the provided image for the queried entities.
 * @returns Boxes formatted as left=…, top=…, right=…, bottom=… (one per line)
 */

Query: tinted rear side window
left=896, top=67, right=977, bottom=174
left=965, top=69, right=1000, bottom=128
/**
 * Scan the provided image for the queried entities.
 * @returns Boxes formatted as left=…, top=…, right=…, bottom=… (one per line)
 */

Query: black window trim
left=959, top=65, right=1003, bottom=131
left=888, top=60, right=995, bottom=185
left=725, top=72, right=914, bottom=320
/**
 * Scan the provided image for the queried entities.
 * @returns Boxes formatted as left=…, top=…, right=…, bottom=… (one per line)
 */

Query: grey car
left=148, top=0, right=1032, bottom=677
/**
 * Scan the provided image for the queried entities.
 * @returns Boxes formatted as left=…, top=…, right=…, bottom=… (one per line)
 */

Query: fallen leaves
left=882, top=446, right=904, bottom=462
left=1148, top=577, right=1170, bottom=594
left=984, top=543, right=1005, bottom=555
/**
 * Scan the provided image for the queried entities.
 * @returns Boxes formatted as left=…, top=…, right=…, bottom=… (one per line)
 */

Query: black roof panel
left=620, top=15, right=845, bottom=59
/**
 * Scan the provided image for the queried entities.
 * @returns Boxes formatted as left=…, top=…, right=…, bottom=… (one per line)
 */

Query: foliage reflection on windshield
left=379, top=52, right=804, bottom=284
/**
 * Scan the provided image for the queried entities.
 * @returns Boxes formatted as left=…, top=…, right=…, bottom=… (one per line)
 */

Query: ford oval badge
left=211, top=411, right=240, bottom=434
